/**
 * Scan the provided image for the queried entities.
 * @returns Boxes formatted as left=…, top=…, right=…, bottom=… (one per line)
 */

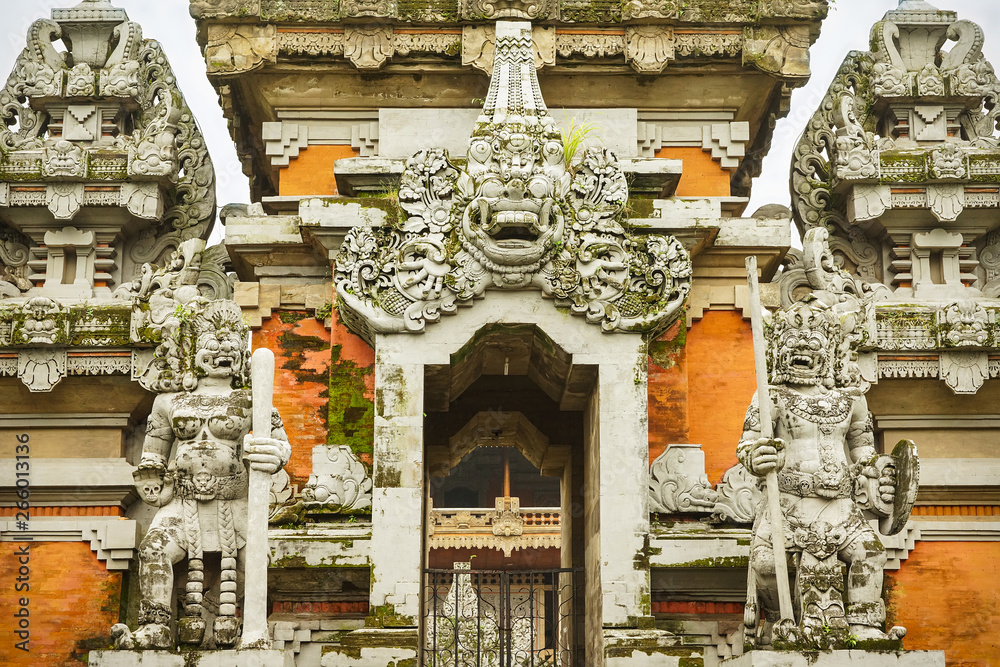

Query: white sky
left=2, top=0, right=999, bottom=242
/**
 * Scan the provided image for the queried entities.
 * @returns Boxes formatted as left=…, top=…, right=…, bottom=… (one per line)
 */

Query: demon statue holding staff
left=739, top=228, right=916, bottom=649
left=114, top=298, right=291, bottom=649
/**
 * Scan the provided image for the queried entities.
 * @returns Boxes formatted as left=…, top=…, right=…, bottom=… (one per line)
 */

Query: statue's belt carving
left=174, top=469, right=247, bottom=501
left=777, top=468, right=853, bottom=499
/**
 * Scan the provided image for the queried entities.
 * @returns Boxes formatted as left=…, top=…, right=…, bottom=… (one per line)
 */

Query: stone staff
left=745, top=255, right=794, bottom=623
left=243, top=347, right=275, bottom=648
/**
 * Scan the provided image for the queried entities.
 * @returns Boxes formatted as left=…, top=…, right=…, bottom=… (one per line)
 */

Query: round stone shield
left=880, top=439, right=919, bottom=536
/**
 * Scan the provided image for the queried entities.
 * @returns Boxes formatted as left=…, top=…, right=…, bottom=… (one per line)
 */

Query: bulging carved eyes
left=470, top=140, right=492, bottom=162
left=480, top=180, right=503, bottom=199
left=527, top=177, right=550, bottom=199
left=543, top=141, right=563, bottom=160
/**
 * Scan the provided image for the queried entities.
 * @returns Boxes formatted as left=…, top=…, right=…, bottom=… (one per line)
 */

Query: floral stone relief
left=336, top=21, right=691, bottom=341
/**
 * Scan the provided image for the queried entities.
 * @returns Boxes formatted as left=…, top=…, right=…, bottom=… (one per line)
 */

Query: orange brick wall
left=888, top=541, right=1000, bottom=666
left=648, top=311, right=756, bottom=484
left=655, top=147, right=731, bottom=197
left=254, top=312, right=333, bottom=486
left=278, top=145, right=359, bottom=196
left=0, top=542, right=122, bottom=665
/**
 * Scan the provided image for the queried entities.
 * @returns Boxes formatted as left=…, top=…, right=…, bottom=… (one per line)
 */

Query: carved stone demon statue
left=739, top=228, right=916, bottom=649
left=114, top=300, right=290, bottom=649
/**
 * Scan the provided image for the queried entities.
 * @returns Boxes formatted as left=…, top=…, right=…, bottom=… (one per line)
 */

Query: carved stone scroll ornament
left=648, top=444, right=716, bottom=513
left=461, top=0, right=555, bottom=20
left=0, top=9, right=217, bottom=258
left=341, top=0, right=396, bottom=18
left=301, top=445, right=373, bottom=512
left=742, top=25, right=813, bottom=78
left=336, top=21, right=691, bottom=342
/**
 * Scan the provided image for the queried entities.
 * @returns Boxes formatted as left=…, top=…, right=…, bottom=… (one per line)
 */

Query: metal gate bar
left=421, top=567, right=584, bottom=667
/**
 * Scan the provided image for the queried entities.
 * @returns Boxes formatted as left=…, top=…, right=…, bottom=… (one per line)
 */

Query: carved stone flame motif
left=335, top=20, right=691, bottom=341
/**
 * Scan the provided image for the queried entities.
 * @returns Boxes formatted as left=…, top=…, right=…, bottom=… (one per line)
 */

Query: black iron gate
left=421, top=566, right=584, bottom=667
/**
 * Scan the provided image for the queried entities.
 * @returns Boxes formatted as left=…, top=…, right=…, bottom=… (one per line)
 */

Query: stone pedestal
left=89, top=649, right=293, bottom=667
left=723, top=651, right=946, bottom=667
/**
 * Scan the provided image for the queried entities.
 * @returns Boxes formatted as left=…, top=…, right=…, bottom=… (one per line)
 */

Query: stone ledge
left=722, top=650, right=946, bottom=667
left=89, top=649, right=293, bottom=667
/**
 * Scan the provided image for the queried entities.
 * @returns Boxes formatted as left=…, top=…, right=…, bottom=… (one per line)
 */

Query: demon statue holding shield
left=739, top=228, right=917, bottom=649
left=114, top=298, right=291, bottom=649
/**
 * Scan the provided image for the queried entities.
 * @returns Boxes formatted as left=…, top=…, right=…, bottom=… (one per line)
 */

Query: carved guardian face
left=462, top=130, right=568, bottom=268
left=194, top=329, right=246, bottom=379
left=770, top=300, right=837, bottom=387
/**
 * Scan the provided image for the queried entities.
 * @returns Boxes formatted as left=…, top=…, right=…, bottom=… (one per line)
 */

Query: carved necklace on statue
left=774, top=385, right=853, bottom=429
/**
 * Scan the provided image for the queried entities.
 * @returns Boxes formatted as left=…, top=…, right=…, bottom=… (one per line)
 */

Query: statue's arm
left=848, top=395, right=896, bottom=512
left=134, top=394, right=175, bottom=507
left=243, top=407, right=291, bottom=474
left=270, top=407, right=292, bottom=468
left=738, top=392, right=785, bottom=476
left=847, top=395, right=877, bottom=464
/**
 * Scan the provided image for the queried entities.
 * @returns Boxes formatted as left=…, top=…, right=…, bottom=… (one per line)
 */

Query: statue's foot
left=214, top=615, right=241, bottom=648
left=178, top=616, right=206, bottom=645
left=110, top=623, right=134, bottom=650
left=133, top=623, right=172, bottom=649
left=849, top=624, right=907, bottom=644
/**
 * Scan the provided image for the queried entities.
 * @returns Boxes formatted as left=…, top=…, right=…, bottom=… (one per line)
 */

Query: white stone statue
left=114, top=299, right=290, bottom=649
left=739, top=229, right=915, bottom=649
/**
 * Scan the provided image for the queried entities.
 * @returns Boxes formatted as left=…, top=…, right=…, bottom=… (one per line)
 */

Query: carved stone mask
left=770, top=299, right=838, bottom=387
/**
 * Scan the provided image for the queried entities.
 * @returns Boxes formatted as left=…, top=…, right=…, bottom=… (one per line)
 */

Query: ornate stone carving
left=336, top=21, right=691, bottom=342
left=204, top=24, right=277, bottom=75
left=189, top=0, right=261, bottom=19
left=625, top=26, right=674, bottom=75
left=0, top=4, right=217, bottom=255
left=461, top=0, right=555, bottom=20
left=115, top=238, right=233, bottom=354
left=791, top=2, right=1000, bottom=298
left=463, top=25, right=554, bottom=74
left=341, top=0, right=396, bottom=18
left=743, top=25, right=813, bottom=78
left=939, top=300, right=990, bottom=347
left=16, top=296, right=69, bottom=345
left=301, top=445, right=373, bottom=513
left=17, top=348, right=67, bottom=392
left=622, top=0, right=677, bottom=20
left=939, top=350, right=989, bottom=395
left=279, top=31, right=344, bottom=57
left=674, top=32, right=743, bottom=58
left=649, top=444, right=716, bottom=513
left=344, top=25, right=394, bottom=70
left=555, top=32, right=624, bottom=59
left=740, top=229, right=912, bottom=649
left=709, top=463, right=761, bottom=525
left=111, top=299, right=291, bottom=650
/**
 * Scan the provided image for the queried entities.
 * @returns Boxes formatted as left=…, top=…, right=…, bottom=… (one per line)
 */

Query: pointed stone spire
left=474, top=21, right=558, bottom=138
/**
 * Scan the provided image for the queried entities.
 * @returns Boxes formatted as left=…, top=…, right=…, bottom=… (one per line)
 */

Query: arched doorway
left=421, top=332, right=587, bottom=665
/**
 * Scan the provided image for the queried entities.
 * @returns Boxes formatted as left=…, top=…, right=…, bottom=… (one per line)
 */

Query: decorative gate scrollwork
left=422, top=565, right=584, bottom=666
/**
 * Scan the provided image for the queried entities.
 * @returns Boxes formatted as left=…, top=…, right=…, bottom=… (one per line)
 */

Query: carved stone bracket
left=462, top=25, right=554, bottom=74
left=17, top=349, right=67, bottom=392
left=205, top=23, right=278, bottom=75
left=625, top=26, right=674, bottom=75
